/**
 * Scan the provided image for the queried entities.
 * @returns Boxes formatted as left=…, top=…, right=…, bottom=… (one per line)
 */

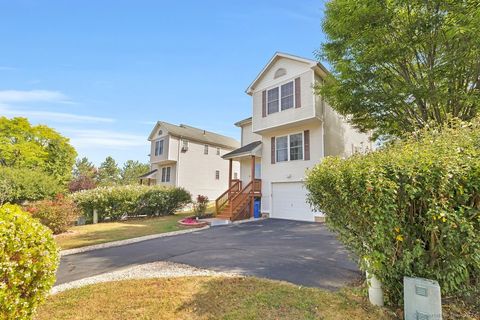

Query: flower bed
left=178, top=217, right=208, bottom=228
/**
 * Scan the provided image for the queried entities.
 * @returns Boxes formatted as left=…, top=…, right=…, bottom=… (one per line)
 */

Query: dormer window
left=267, top=80, right=295, bottom=114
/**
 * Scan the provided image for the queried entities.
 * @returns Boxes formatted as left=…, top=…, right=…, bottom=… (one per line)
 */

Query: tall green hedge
left=305, top=120, right=480, bottom=306
left=71, top=185, right=191, bottom=222
left=0, top=204, right=59, bottom=319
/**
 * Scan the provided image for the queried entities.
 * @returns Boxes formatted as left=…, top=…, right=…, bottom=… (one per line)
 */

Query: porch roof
left=222, top=141, right=262, bottom=160
left=138, top=169, right=158, bottom=179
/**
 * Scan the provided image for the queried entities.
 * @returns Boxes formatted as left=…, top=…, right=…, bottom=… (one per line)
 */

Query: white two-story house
left=141, top=121, right=240, bottom=200
left=216, top=52, right=372, bottom=222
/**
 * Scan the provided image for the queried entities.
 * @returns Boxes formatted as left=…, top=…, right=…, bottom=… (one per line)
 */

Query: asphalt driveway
left=57, top=219, right=361, bottom=289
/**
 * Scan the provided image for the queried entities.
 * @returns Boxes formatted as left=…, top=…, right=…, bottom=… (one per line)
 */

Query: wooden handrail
left=215, top=179, right=241, bottom=214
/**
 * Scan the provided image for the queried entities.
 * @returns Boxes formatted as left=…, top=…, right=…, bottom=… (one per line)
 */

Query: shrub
left=25, top=195, right=80, bottom=234
left=68, top=174, right=96, bottom=193
left=0, top=204, right=59, bottom=319
left=137, top=187, right=191, bottom=216
left=193, top=195, right=209, bottom=218
left=305, top=120, right=480, bottom=306
left=0, top=167, right=63, bottom=205
left=71, top=185, right=191, bottom=222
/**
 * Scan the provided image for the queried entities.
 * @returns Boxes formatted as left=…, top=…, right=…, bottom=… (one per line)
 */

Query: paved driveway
left=57, top=219, right=361, bottom=289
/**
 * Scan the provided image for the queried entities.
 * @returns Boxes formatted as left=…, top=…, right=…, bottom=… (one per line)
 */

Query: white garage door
left=271, top=182, right=315, bottom=222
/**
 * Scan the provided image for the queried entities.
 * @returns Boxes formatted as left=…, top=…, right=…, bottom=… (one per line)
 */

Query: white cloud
left=0, top=105, right=115, bottom=123
left=66, top=129, right=146, bottom=149
left=0, top=89, right=70, bottom=104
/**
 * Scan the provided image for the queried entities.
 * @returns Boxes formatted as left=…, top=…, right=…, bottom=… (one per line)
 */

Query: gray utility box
left=404, top=277, right=442, bottom=320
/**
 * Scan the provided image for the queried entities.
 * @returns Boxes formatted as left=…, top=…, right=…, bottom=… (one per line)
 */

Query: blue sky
left=0, top=0, right=326, bottom=165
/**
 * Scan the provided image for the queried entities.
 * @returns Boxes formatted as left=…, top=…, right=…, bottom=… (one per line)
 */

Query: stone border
left=61, top=226, right=209, bottom=256
left=51, top=261, right=239, bottom=294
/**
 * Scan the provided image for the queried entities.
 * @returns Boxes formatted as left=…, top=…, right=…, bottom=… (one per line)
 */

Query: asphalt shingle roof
left=222, top=141, right=262, bottom=159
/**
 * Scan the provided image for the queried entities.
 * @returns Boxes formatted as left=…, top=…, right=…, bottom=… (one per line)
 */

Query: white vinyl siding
left=161, top=167, right=171, bottom=182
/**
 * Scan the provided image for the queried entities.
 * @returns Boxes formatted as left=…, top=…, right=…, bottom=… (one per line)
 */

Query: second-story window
left=281, top=81, right=294, bottom=110
left=204, top=144, right=209, bottom=155
left=276, top=133, right=304, bottom=162
left=267, top=87, right=279, bottom=114
left=154, top=140, right=164, bottom=156
left=216, top=147, right=220, bottom=155
left=276, top=136, right=288, bottom=162
left=267, top=80, right=295, bottom=114
left=215, top=170, right=220, bottom=180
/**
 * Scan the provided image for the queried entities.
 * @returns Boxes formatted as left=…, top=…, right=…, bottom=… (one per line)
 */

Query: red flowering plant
left=193, top=194, right=209, bottom=218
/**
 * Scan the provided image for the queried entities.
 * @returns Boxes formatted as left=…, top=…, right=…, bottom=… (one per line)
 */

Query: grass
left=35, top=277, right=394, bottom=320
left=55, top=213, right=193, bottom=250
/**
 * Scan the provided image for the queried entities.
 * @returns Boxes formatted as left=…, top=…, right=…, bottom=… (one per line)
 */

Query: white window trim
left=267, top=79, right=296, bottom=115
left=154, top=139, right=164, bottom=156
left=161, top=166, right=171, bottom=182
left=275, top=131, right=304, bottom=162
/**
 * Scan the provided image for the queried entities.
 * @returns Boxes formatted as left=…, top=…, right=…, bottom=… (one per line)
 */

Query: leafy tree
left=120, top=160, right=150, bottom=185
left=317, top=0, right=480, bottom=138
left=97, top=156, right=120, bottom=186
left=0, top=117, right=77, bottom=183
left=69, top=157, right=97, bottom=192
left=73, top=157, right=97, bottom=179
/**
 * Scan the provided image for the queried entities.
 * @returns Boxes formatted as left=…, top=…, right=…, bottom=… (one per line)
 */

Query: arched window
left=274, top=68, right=287, bottom=79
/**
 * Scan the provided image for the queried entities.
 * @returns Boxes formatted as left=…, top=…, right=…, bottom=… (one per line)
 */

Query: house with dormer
left=215, top=52, right=373, bottom=222
left=141, top=122, right=240, bottom=200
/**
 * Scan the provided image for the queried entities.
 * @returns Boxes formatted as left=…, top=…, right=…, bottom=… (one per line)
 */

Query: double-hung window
left=267, top=87, right=279, bottom=114
left=276, top=133, right=303, bottom=162
left=280, top=81, right=294, bottom=110
left=267, top=80, right=295, bottom=114
left=161, top=167, right=171, bottom=182
left=154, top=140, right=164, bottom=156
left=204, top=144, right=209, bottom=155
left=276, top=136, right=288, bottom=162
left=289, top=133, right=303, bottom=160
left=215, top=170, right=220, bottom=180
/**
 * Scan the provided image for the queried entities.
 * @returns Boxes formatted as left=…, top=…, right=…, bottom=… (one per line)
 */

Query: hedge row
left=305, top=120, right=480, bottom=306
left=71, top=185, right=191, bottom=222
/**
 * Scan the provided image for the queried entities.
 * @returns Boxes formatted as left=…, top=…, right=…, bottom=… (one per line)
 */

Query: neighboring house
left=141, top=121, right=240, bottom=200
left=217, top=52, right=373, bottom=222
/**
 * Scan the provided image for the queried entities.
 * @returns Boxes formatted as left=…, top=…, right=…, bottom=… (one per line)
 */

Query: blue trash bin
left=253, top=199, right=261, bottom=218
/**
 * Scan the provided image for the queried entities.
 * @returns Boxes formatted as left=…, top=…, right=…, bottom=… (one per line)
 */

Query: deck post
left=250, top=155, right=255, bottom=217
left=228, top=158, right=233, bottom=187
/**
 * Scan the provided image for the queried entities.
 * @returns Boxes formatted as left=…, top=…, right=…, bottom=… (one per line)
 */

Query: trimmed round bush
left=305, top=120, right=480, bottom=306
left=0, top=204, right=59, bottom=319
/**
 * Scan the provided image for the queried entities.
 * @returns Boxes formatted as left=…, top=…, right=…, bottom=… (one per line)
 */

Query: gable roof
left=245, top=52, right=330, bottom=95
left=148, top=121, right=240, bottom=150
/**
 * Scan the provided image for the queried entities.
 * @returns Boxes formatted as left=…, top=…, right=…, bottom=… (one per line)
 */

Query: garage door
left=271, top=182, right=315, bottom=222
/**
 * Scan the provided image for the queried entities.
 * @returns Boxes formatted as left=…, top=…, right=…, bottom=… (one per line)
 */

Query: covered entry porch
left=216, top=141, right=262, bottom=221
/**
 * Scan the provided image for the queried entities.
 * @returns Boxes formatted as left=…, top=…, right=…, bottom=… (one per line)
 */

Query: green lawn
left=55, top=213, right=193, bottom=250
left=36, top=277, right=393, bottom=320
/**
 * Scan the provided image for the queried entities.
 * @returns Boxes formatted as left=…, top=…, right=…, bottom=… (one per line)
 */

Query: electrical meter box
left=404, top=277, right=442, bottom=320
